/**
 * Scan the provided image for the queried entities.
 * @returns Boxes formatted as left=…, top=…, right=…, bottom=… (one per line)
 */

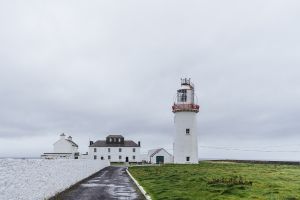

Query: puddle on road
left=81, top=183, right=102, bottom=187
left=87, top=180, right=100, bottom=183
left=81, top=183, right=126, bottom=188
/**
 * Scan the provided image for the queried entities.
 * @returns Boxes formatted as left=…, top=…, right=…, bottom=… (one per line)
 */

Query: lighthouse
left=172, top=78, right=199, bottom=164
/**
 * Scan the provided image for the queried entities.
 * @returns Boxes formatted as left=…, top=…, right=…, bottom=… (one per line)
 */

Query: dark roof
left=150, top=148, right=173, bottom=157
left=107, top=135, right=124, bottom=138
left=90, top=140, right=139, bottom=147
left=150, top=148, right=163, bottom=157
left=42, top=153, right=73, bottom=154
left=66, top=139, right=78, bottom=147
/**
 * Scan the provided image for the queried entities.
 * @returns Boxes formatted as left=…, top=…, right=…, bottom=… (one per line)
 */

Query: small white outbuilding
left=41, top=133, right=80, bottom=159
left=53, top=133, right=78, bottom=154
left=147, top=148, right=173, bottom=164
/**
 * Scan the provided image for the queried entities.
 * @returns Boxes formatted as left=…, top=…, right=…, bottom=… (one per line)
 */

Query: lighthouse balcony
left=172, top=103, right=199, bottom=113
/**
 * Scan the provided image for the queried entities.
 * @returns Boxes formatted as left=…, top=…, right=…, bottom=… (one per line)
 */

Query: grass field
left=128, top=161, right=300, bottom=200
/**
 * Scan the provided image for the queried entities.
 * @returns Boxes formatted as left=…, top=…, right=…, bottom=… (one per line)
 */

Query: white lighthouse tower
left=172, top=78, right=199, bottom=164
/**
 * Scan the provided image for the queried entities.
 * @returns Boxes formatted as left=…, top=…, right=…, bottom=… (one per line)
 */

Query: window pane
left=186, top=129, right=190, bottom=134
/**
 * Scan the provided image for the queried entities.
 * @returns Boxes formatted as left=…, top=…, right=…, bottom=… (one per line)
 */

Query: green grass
left=128, top=161, right=300, bottom=200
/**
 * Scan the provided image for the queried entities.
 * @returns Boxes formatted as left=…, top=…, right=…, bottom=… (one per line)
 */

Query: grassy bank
left=128, top=161, right=300, bottom=200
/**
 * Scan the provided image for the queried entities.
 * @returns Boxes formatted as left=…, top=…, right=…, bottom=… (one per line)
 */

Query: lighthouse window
left=94, top=148, right=97, bottom=152
left=177, top=89, right=187, bottom=102
left=186, top=129, right=190, bottom=135
left=181, top=94, right=187, bottom=102
left=186, top=157, right=190, bottom=162
left=119, top=148, right=122, bottom=152
left=178, top=94, right=187, bottom=102
left=108, top=148, right=110, bottom=152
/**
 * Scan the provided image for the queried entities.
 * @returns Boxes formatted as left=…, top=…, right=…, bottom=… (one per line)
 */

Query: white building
left=147, top=148, right=173, bottom=164
left=41, top=133, right=80, bottom=159
left=172, top=78, right=199, bottom=164
left=89, top=135, right=141, bottom=163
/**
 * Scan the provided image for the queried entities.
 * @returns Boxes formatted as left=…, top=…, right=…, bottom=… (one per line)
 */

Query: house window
left=186, top=157, right=190, bottom=162
left=101, top=156, right=104, bottom=160
left=186, top=129, right=190, bottom=135
left=108, top=155, right=111, bottom=160
left=108, top=148, right=110, bottom=152
left=119, top=138, right=121, bottom=142
left=119, top=148, right=122, bottom=152
left=133, top=155, right=135, bottom=160
left=133, top=148, right=136, bottom=152
left=94, top=155, right=97, bottom=160
left=119, top=155, right=122, bottom=159
left=94, top=148, right=97, bottom=152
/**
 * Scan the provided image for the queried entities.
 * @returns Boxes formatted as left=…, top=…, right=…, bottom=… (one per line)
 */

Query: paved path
left=56, top=166, right=145, bottom=200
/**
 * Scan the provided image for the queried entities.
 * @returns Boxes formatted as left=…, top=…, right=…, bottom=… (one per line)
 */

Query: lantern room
left=172, top=78, right=199, bottom=113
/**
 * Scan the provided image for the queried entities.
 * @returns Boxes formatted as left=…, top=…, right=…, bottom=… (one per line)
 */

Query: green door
left=156, top=156, right=164, bottom=164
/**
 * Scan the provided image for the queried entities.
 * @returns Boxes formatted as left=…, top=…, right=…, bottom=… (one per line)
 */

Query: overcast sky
left=1, top=0, right=300, bottom=160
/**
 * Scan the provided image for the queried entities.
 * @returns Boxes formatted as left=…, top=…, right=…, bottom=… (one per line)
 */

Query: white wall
left=140, top=153, right=148, bottom=162
left=41, top=153, right=73, bottom=159
left=174, top=112, right=198, bottom=164
left=54, top=139, right=78, bottom=153
left=89, top=146, right=141, bottom=162
left=0, top=159, right=109, bottom=200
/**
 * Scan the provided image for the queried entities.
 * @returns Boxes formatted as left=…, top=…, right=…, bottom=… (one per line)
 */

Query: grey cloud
left=1, top=0, right=300, bottom=159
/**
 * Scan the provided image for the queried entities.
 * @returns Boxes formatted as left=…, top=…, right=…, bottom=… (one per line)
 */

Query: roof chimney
left=138, top=141, right=141, bottom=147
left=68, top=136, right=72, bottom=141
left=89, top=141, right=94, bottom=146
left=60, top=133, right=66, bottom=140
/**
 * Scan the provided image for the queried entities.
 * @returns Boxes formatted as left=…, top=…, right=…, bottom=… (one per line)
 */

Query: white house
left=41, top=133, right=80, bottom=159
left=89, top=135, right=141, bottom=163
left=147, top=148, right=173, bottom=164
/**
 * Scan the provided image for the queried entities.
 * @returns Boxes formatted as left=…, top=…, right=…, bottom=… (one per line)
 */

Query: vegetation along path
left=129, top=161, right=300, bottom=200
left=53, top=166, right=145, bottom=200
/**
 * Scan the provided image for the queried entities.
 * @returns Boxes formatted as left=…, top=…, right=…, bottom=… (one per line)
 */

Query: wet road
left=56, top=166, right=145, bottom=200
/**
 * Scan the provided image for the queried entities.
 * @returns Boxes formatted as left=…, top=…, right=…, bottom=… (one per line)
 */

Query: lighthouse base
left=173, top=112, right=198, bottom=164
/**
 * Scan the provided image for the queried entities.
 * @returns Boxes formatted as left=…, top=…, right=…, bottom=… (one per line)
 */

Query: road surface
left=54, top=166, right=145, bottom=200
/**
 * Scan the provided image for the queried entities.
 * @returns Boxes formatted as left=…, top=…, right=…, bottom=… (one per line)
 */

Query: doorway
left=125, top=157, right=129, bottom=162
left=156, top=156, right=164, bottom=164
